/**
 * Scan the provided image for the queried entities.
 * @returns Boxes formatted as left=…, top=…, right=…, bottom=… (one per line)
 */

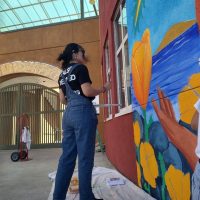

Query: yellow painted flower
left=165, top=165, right=190, bottom=200
left=140, top=142, right=158, bottom=188
left=136, top=161, right=142, bottom=187
left=178, top=73, right=200, bottom=123
left=133, top=121, right=141, bottom=146
left=89, top=0, right=96, bottom=5
left=131, top=29, right=152, bottom=109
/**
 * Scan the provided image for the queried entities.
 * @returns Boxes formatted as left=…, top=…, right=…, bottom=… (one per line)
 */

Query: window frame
left=104, top=39, right=112, bottom=120
left=113, top=0, right=131, bottom=116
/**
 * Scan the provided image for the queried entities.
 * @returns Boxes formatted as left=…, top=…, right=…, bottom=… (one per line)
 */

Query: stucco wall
left=0, top=18, right=100, bottom=77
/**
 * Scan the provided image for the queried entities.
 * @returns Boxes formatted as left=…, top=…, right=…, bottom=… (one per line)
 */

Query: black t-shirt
left=58, top=63, right=95, bottom=101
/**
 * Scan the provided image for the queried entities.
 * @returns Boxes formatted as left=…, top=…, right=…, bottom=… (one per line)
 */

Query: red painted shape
left=104, top=113, right=137, bottom=183
left=196, top=0, right=200, bottom=29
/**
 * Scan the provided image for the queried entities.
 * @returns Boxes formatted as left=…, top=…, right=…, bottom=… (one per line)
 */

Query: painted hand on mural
left=152, top=88, right=198, bottom=171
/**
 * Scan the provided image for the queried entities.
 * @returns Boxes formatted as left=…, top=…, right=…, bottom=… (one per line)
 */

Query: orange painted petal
left=132, top=58, right=144, bottom=105
left=142, top=29, right=150, bottom=43
left=132, top=41, right=142, bottom=55
left=131, top=42, right=146, bottom=106
left=140, top=142, right=158, bottom=188
left=143, top=31, right=152, bottom=105
left=165, top=165, right=190, bottom=200
left=182, top=173, right=190, bottom=200
left=136, top=161, right=142, bottom=187
left=133, top=43, right=145, bottom=80
left=131, top=29, right=152, bottom=109
left=132, top=41, right=145, bottom=82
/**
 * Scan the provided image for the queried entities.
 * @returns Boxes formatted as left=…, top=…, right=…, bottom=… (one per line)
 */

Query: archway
left=0, top=61, right=63, bottom=149
left=0, top=61, right=61, bottom=88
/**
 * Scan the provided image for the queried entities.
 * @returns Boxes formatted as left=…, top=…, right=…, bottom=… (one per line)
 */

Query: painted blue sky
left=126, top=0, right=195, bottom=55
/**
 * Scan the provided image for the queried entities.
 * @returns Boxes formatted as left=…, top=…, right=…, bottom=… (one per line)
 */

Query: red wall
left=104, top=114, right=137, bottom=182
left=99, top=1, right=137, bottom=183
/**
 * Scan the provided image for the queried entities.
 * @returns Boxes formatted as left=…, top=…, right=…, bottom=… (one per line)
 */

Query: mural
left=127, top=0, right=200, bottom=199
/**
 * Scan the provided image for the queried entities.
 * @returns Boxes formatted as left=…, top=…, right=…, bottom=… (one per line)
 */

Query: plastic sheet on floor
left=48, top=167, right=155, bottom=200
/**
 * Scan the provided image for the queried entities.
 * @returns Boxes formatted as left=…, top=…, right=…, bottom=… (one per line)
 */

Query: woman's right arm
left=59, top=89, right=67, bottom=104
left=81, top=82, right=110, bottom=97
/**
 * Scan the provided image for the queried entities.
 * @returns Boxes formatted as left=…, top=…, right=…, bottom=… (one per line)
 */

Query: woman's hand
left=103, top=82, right=111, bottom=92
left=81, top=82, right=111, bottom=97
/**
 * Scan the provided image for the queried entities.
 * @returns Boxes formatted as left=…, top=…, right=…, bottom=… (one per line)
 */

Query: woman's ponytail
left=57, top=43, right=81, bottom=70
left=57, top=53, right=64, bottom=62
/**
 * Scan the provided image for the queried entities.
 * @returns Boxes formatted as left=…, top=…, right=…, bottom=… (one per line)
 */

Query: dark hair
left=57, top=43, right=85, bottom=70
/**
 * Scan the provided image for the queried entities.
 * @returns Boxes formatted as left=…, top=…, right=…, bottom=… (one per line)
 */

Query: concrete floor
left=0, top=148, right=114, bottom=200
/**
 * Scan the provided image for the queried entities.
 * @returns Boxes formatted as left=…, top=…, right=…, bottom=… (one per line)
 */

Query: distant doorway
left=0, top=83, right=64, bottom=149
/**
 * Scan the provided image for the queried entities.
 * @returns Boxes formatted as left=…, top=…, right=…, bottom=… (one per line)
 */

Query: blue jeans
left=53, top=103, right=98, bottom=200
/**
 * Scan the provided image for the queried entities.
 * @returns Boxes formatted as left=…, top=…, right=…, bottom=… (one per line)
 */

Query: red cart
left=11, top=114, right=30, bottom=162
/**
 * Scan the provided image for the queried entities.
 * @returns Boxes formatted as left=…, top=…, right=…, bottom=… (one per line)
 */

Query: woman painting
left=53, top=43, right=110, bottom=200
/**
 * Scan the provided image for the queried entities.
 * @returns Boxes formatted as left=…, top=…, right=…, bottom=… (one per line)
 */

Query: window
left=114, top=1, right=131, bottom=113
left=104, top=40, right=112, bottom=118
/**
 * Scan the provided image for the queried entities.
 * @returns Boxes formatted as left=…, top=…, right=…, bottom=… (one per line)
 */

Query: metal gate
left=0, top=83, right=65, bottom=150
